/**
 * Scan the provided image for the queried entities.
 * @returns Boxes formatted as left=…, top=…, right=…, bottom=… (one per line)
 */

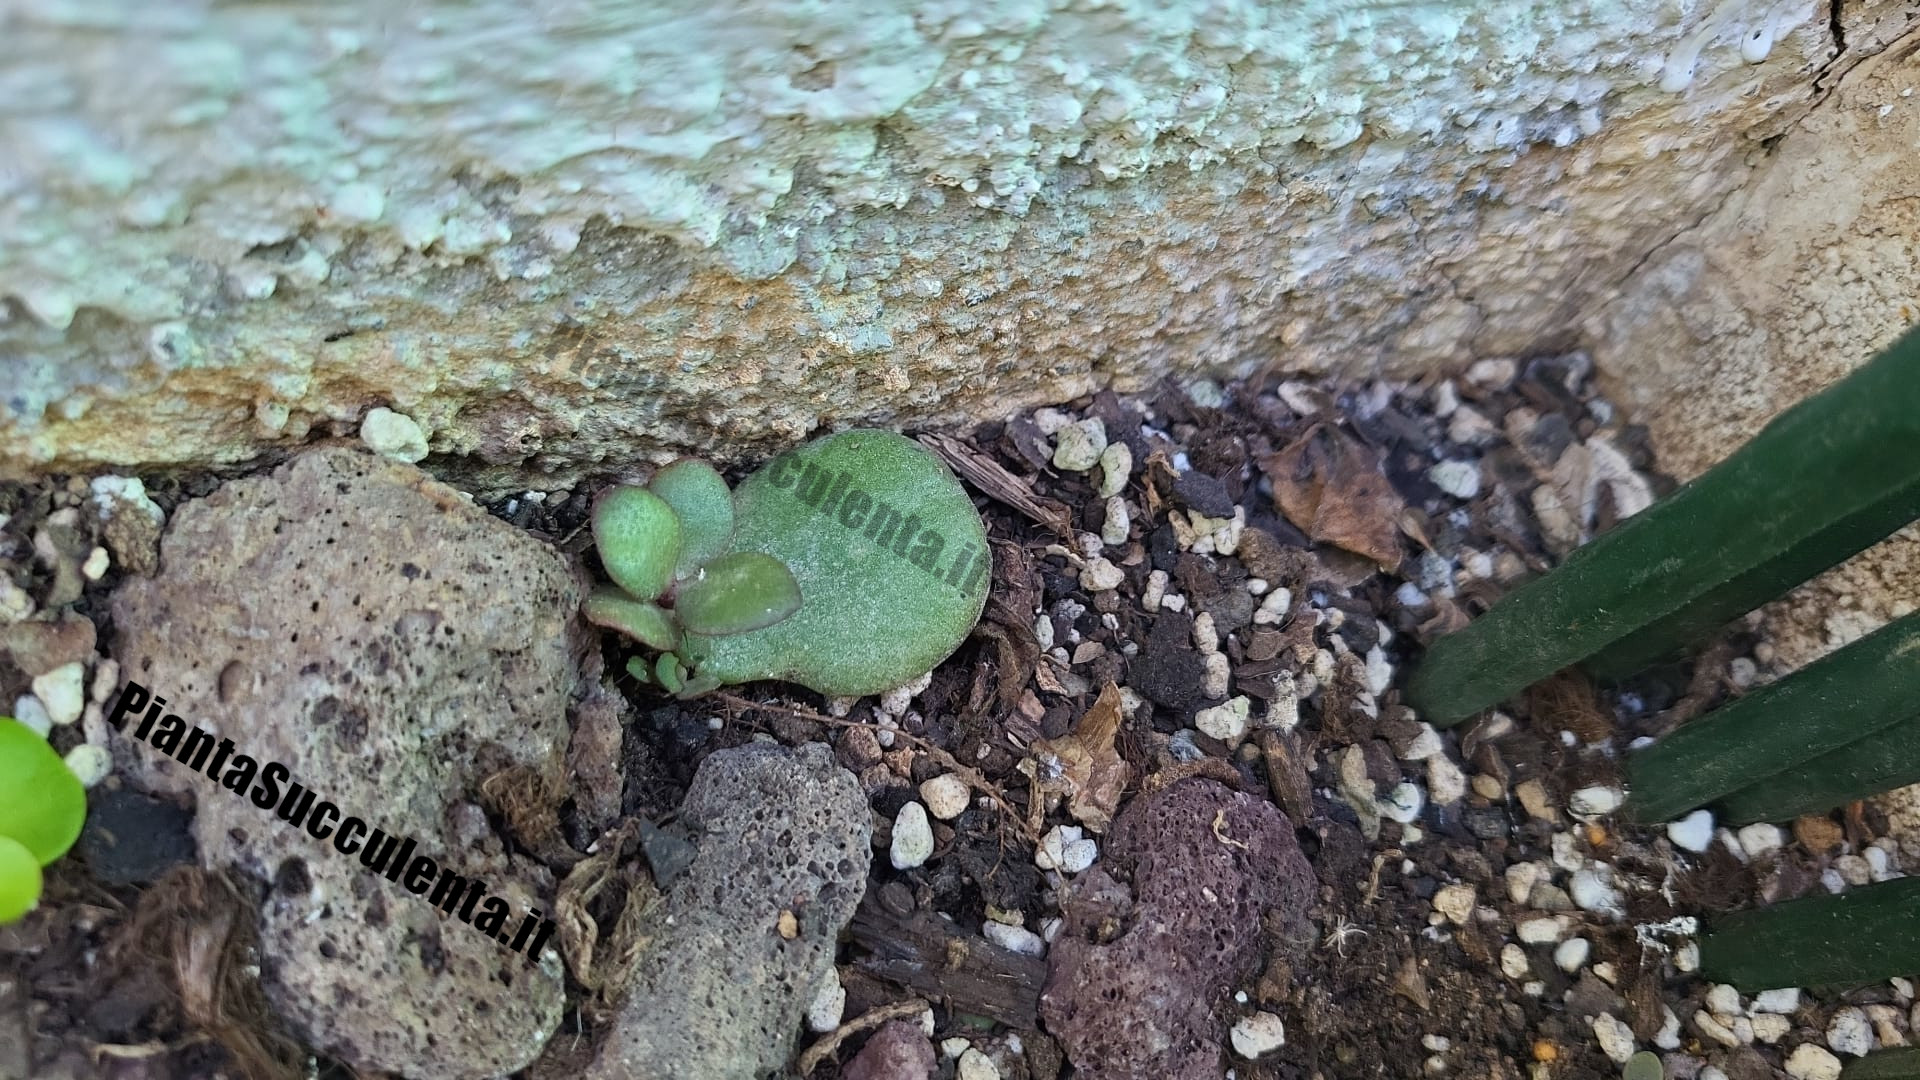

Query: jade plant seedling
left=585, top=430, right=992, bottom=698
left=0, top=717, right=88, bottom=923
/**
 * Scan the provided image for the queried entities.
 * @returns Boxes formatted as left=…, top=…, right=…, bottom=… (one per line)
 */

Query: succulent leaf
left=675, top=552, right=801, bottom=636
left=654, top=653, right=686, bottom=695
left=648, top=459, right=735, bottom=579
left=0, top=836, right=40, bottom=924
left=583, top=587, right=681, bottom=652
left=0, top=718, right=86, bottom=866
left=593, top=486, right=682, bottom=601
left=676, top=429, right=991, bottom=697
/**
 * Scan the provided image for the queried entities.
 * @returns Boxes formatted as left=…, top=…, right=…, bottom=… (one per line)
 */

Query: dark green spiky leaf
left=1622, top=612, right=1920, bottom=824
left=583, top=587, right=680, bottom=651
left=1699, top=877, right=1920, bottom=991
left=593, top=486, right=682, bottom=602
left=0, top=718, right=85, bottom=866
left=674, top=553, right=801, bottom=636
left=649, top=459, right=734, bottom=579
left=1407, top=324, right=1920, bottom=726
left=677, top=429, right=991, bottom=697
left=1717, top=707, right=1920, bottom=825
left=0, top=836, right=40, bottom=924
left=1845, top=1048, right=1920, bottom=1079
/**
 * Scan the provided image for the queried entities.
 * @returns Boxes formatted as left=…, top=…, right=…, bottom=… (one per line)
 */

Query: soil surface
left=2, top=359, right=1913, bottom=1080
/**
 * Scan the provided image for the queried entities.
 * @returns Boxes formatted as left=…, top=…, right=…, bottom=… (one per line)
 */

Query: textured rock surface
left=109, top=445, right=581, bottom=1080
left=841, top=1019, right=938, bottom=1080
left=1040, top=778, right=1315, bottom=1080
left=0, top=0, right=1852, bottom=487
left=587, top=739, right=871, bottom=1080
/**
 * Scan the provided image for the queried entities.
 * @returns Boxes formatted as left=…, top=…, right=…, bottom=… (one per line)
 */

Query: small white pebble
left=1141, top=570, right=1168, bottom=610
left=890, top=802, right=935, bottom=870
left=63, top=744, right=111, bottom=788
left=1785, top=1043, right=1843, bottom=1080
left=805, top=973, right=846, bottom=1033
left=1696, top=1010, right=1739, bottom=1047
left=12, top=695, right=53, bottom=738
left=957, top=1047, right=1001, bottom=1080
left=1160, top=592, right=1187, bottom=613
left=1230, top=1012, right=1287, bottom=1059
left=360, top=407, right=430, bottom=462
left=1701, top=1069, right=1730, bottom=1080
left=1501, top=943, right=1530, bottom=978
left=1253, top=587, right=1292, bottom=625
left=1753, top=988, right=1801, bottom=1014
left=1096, top=442, right=1132, bottom=498
left=1195, top=697, right=1252, bottom=747
left=81, top=546, right=110, bottom=581
left=1427, top=755, right=1467, bottom=806
left=1400, top=724, right=1444, bottom=762
left=1202, top=652, right=1231, bottom=699
left=1569, top=867, right=1625, bottom=918
left=1655, top=1006, right=1682, bottom=1050
left=1667, top=809, right=1715, bottom=853
left=1101, top=496, right=1130, bottom=546
left=1675, top=942, right=1701, bottom=973
left=1517, top=916, right=1569, bottom=944
left=1382, top=782, right=1425, bottom=824
left=33, top=662, right=86, bottom=726
left=1422, top=1034, right=1451, bottom=1053
left=1433, top=883, right=1476, bottom=925
left=1079, top=557, right=1125, bottom=592
left=1706, top=983, right=1742, bottom=1016
left=1051, top=419, right=1108, bottom=472
left=1753, top=1014, right=1791, bottom=1044
left=1554, top=937, right=1591, bottom=973
left=1428, top=460, right=1482, bottom=499
left=1569, top=786, right=1624, bottom=817
left=920, top=774, right=972, bottom=820
left=1591, top=1013, right=1636, bottom=1063
left=1827, top=1007, right=1874, bottom=1056
left=982, top=920, right=1046, bottom=958
left=1193, top=612, right=1220, bottom=654
left=1738, top=822, right=1785, bottom=860
left=1364, top=646, right=1393, bottom=696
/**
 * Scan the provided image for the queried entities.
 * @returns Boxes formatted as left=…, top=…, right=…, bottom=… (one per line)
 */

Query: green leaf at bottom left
left=0, top=836, right=41, bottom=923
left=0, top=718, right=86, bottom=865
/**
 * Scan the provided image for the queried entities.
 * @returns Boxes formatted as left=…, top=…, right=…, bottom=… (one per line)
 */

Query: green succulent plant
left=585, top=430, right=992, bottom=699
left=0, top=717, right=88, bottom=923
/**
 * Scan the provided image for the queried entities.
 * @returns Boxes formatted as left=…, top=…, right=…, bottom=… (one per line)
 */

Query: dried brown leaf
left=1260, top=424, right=1405, bottom=570
left=1029, top=682, right=1132, bottom=833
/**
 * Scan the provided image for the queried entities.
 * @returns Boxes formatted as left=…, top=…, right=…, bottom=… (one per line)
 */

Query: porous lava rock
left=111, top=445, right=582, bottom=1080
left=587, top=739, right=871, bottom=1080
left=841, top=1019, right=937, bottom=1080
left=1040, top=777, right=1314, bottom=1080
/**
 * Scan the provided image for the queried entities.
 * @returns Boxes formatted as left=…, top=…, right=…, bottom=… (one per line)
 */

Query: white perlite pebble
left=1675, top=942, right=1701, bottom=973
left=1079, top=557, right=1125, bottom=592
left=1264, top=673, right=1300, bottom=732
left=1428, top=460, right=1482, bottom=499
left=806, top=973, right=846, bottom=1033
left=81, top=546, right=110, bottom=580
left=982, top=920, right=1046, bottom=958
left=920, top=774, right=972, bottom=820
left=1700, top=1069, right=1730, bottom=1080
left=13, top=695, right=52, bottom=738
left=1433, top=883, right=1476, bottom=926
left=1097, top=442, right=1132, bottom=498
left=1827, top=1008, right=1874, bottom=1057
left=1785, top=1043, right=1843, bottom=1080
left=1738, top=822, right=1785, bottom=860
left=1655, top=1007, right=1683, bottom=1050
left=1754, top=988, right=1802, bottom=1014
left=1504, top=861, right=1545, bottom=904
left=1195, top=697, right=1252, bottom=746
left=957, top=1047, right=1001, bottom=1080
left=1051, top=418, right=1108, bottom=472
left=360, top=407, right=430, bottom=463
left=1753, top=1014, right=1792, bottom=1044
left=0, top=579, right=32, bottom=624
left=1364, top=647, right=1393, bottom=696
left=1500, top=944, right=1530, bottom=979
left=1569, top=786, right=1625, bottom=817
left=1427, top=755, right=1467, bottom=806
left=1382, top=782, right=1425, bottom=824
left=890, top=802, right=935, bottom=870
left=1101, top=496, right=1130, bottom=546
left=33, top=662, right=86, bottom=726
left=1570, top=867, right=1625, bottom=918
left=1230, top=1012, right=1287, bottom=1059
left=1253, top=587, right=1292, bottom=625
left=1554, top=937, right=1591, bottom=973
left=1706, top=984, right=1741, bottom=1017
left=1696, top=1011, right=1739, bottom=1047
left=1667, top=809, right=1716, bottom=853
left=1400, top=724, right=1444, bottom=762
left=63, top=744, right=111, bottom=788
left=1036, top=824, right=1098, bottom=873
left=1202, top=652, right=1231, bottom=700
left=1517, top=916, right=1570, bottom=944
left=1591, top=1013, right=1636, bottom=1064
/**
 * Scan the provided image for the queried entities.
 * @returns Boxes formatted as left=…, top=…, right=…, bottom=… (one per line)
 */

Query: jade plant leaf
left=676, top=429, right=991, bottom=697
left=584, top=587, right=681, bottom=652
left=0, top=718, right=86, bottom=866
left=649, top=458, right=734, bottom=579
left=593, top=486, right=682, bottom=602
left=675, top=552, right=801, bottom=636
left=0, top=836, right=40, bottom=924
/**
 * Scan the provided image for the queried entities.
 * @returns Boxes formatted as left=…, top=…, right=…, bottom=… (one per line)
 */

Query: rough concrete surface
left=0, top=0, right=1862, bottom=489
left=110, top=445, right=582, bottom=1080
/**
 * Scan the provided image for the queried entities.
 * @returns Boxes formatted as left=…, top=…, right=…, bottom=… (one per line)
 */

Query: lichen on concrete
left=0, top=0, right=1832, bottom=486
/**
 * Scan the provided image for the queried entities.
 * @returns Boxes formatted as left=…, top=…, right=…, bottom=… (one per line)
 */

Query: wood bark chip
left=1260, top=424, right=1406, bottom=571
left=918, top=432, right=1072, bottom=538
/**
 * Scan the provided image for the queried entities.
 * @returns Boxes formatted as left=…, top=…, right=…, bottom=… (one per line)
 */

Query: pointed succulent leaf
left=675, top=672, right=722, bottom=700
left=675, top=552, right=802, bottom=636
left=583, top=587, right=681, bottom=652
left=677, top=429, right=991, bottom=697
left=0, top=836, right=40, bottom=924
left=593, top=486, right=682, bottom=601
left=1700, top=876, right=1920, bottom=991
left=648, top=459, right=735, bottom=579
left=0, top=718, right=86, bottom=866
